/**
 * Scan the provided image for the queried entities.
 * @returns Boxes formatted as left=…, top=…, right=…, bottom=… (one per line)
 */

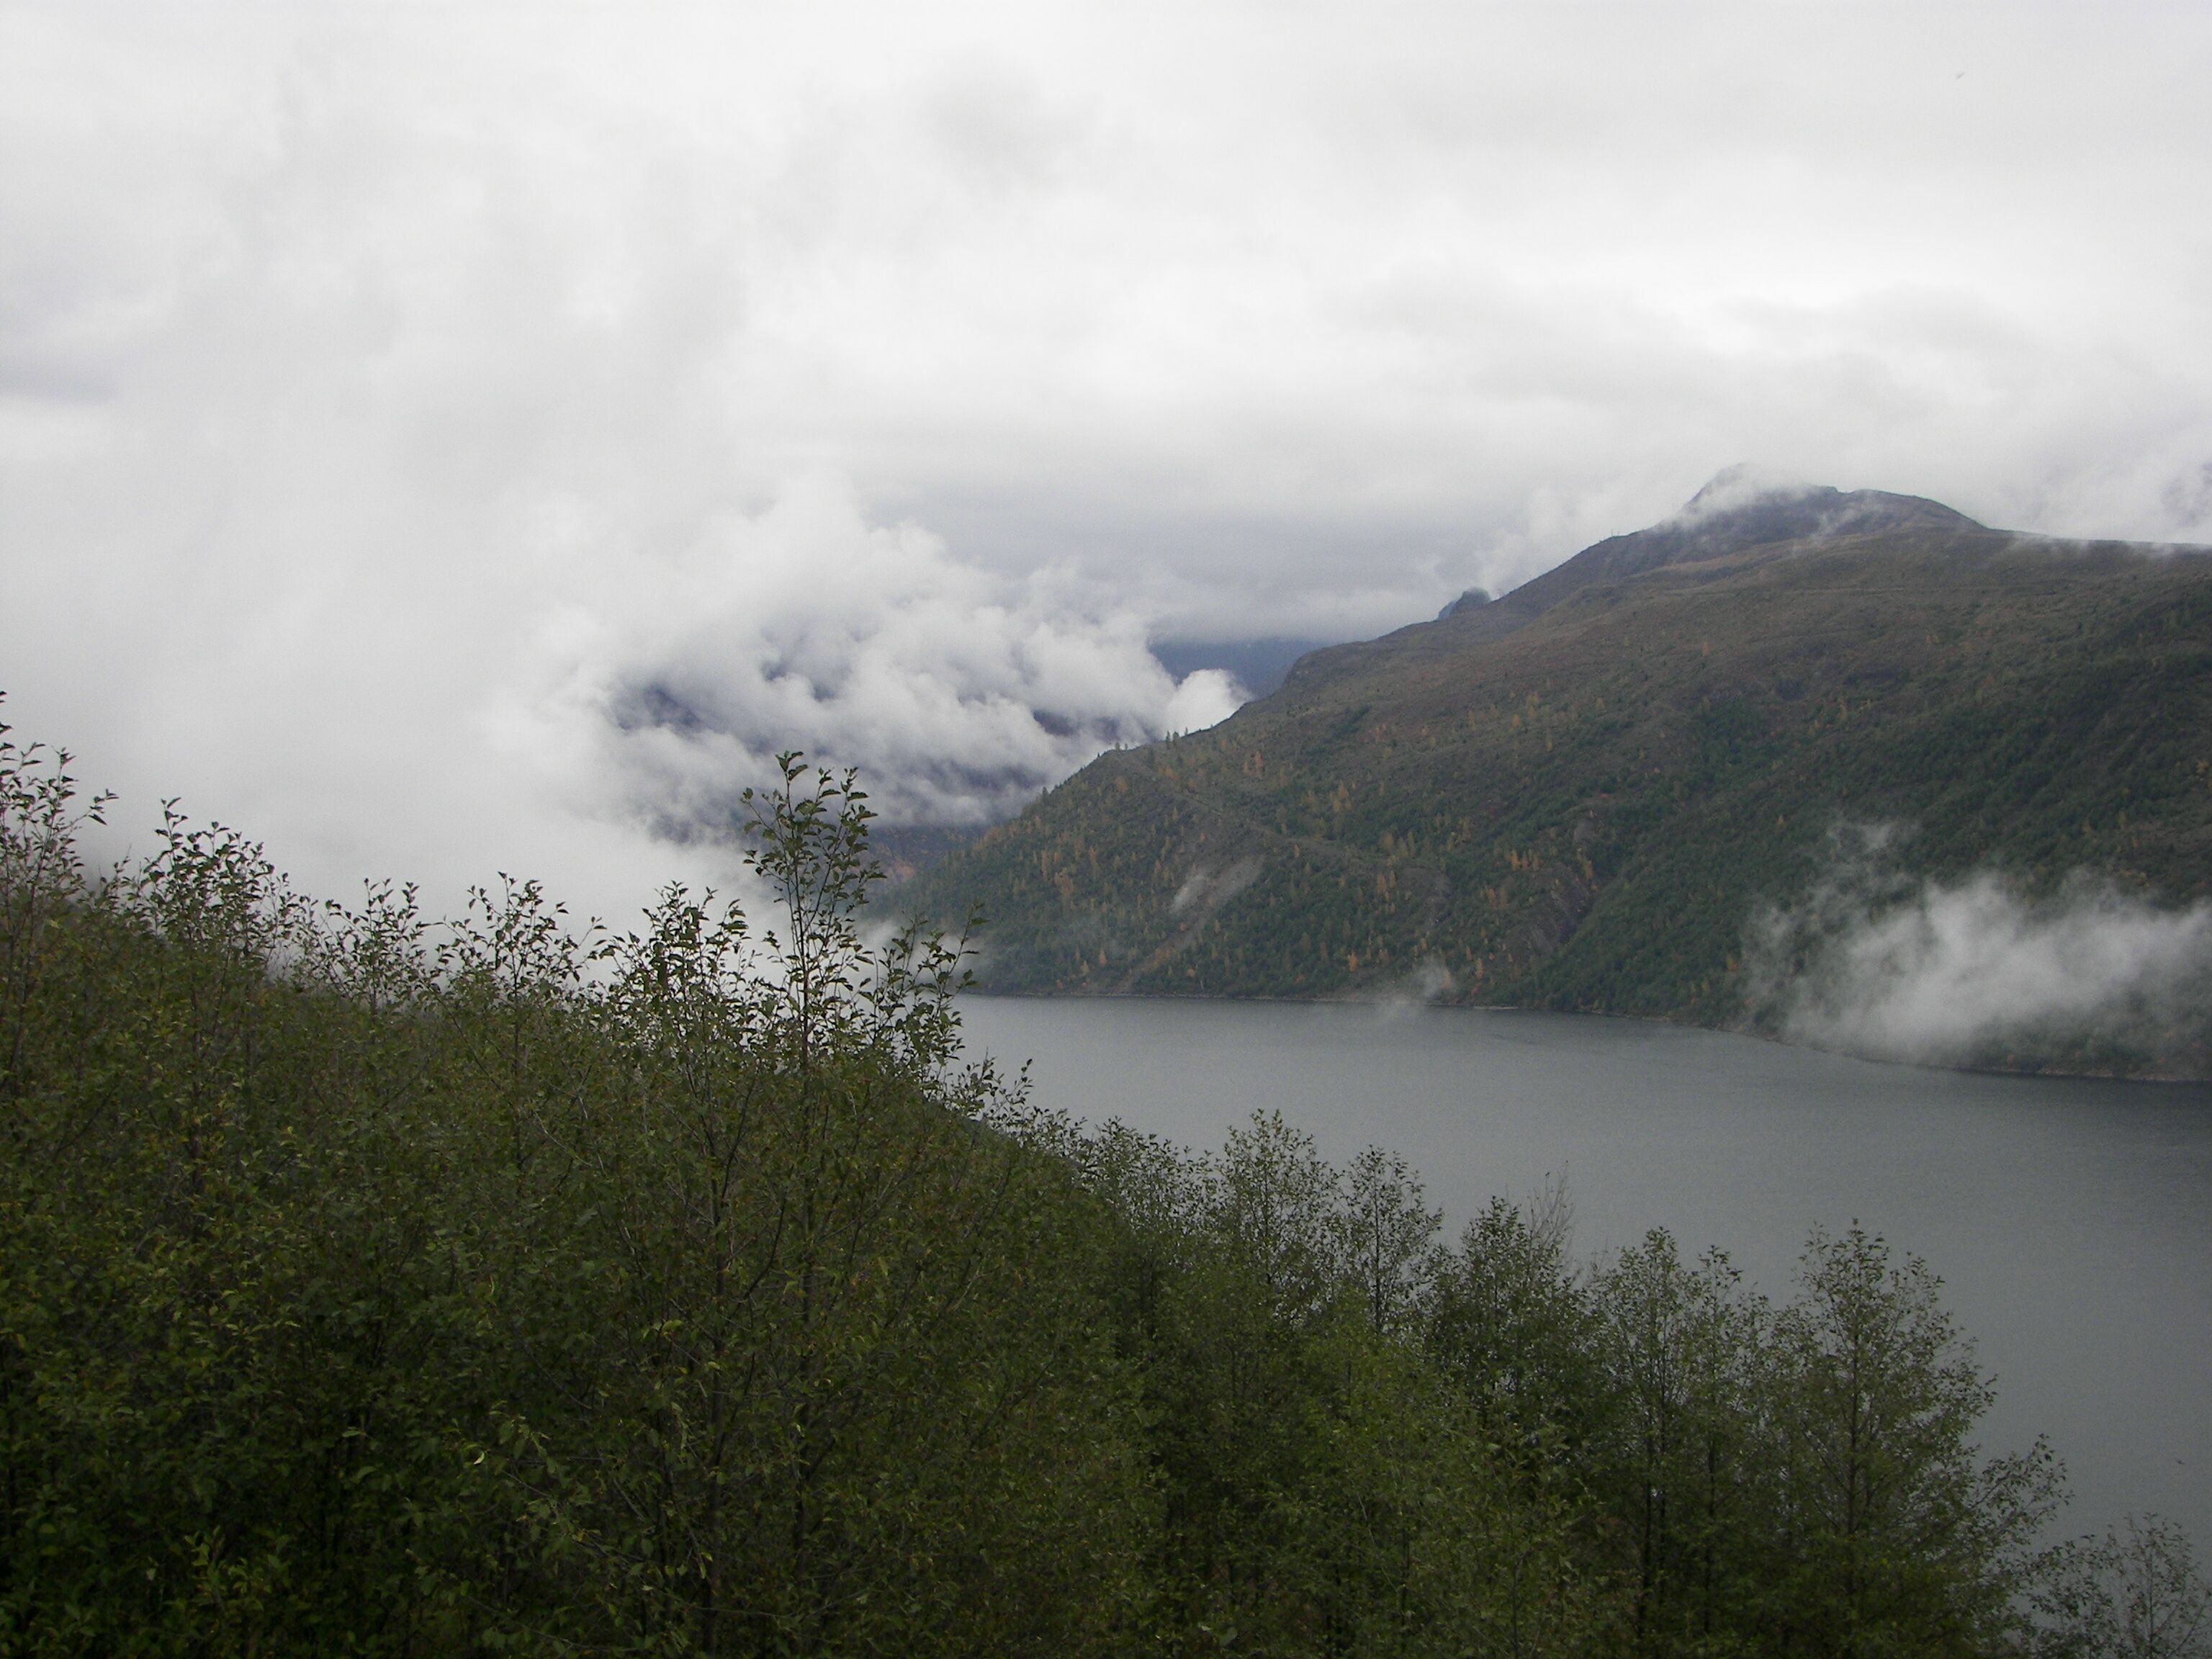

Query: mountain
left=901, top=474, right=2212, bottom=1066
left=1300, top=468, right=1987, bottom=682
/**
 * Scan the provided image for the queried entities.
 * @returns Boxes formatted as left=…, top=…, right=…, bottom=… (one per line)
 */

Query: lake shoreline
left=958, top=989, right=2212, bottom=1087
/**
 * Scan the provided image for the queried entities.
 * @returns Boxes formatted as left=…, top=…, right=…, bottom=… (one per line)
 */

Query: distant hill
left=902, top=475, right=2212, bottom=1071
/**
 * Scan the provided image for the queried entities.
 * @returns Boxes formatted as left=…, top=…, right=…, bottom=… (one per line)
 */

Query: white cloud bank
left=528, top=476, right=1244, bottom=840
left=1746, top=828, right=2212, bottom=1073
left=1, top=454, right=1240, bottom=920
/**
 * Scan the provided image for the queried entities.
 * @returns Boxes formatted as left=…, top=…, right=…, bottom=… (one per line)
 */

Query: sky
left=5, top=1, right=2211, bottom=920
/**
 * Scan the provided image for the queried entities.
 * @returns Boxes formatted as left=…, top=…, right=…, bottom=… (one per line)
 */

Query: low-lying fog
left=1747, top=824, right=2212, bottom=1075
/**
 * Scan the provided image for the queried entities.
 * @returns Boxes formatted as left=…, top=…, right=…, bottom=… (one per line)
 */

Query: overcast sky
left=4, top=1, right=2210, bottom=917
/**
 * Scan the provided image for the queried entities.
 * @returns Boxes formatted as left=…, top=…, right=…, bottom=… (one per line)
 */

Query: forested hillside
left=4, top=712, right=2195, bottom=1655
left=904, top=481, right=2212, bottom=1072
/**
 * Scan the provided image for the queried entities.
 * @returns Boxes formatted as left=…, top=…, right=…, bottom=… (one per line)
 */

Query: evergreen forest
left=1, top=711, right=2204, bottom=1656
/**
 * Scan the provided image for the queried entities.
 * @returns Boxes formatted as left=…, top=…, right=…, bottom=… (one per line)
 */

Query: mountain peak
left=1660, top=468, right=1983, bottom=551
left=1434, top=473, right=1985, bottom=624
left=1673, top=464, right=1824, bottom=523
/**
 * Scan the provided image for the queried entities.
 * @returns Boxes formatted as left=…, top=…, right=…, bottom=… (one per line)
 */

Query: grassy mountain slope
left=903, top=482, right=2212, bottom=1060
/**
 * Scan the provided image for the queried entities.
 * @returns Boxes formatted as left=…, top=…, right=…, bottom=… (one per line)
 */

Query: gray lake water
left=960, top=996, right=2212, bottom=1544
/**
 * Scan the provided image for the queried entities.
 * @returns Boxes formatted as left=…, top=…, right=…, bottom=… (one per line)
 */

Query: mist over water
left=1745, top=825, right=2212, bottom=1074
left=961, top=995, right=2212, bottom=1545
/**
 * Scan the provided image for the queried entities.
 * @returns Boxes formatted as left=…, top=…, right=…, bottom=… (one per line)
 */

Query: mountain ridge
left=904, top=475, right=2212, bottom=1074
left=1289, top=474, right=1996, bottom=691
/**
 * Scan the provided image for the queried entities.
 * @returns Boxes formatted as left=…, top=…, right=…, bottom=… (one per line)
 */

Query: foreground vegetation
left=1, top=714, right=2202, bottom=1655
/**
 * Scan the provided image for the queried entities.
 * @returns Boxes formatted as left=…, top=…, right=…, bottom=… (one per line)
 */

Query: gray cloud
left=4, top=3, right=2211, bottom=909
left=545, top=475, right=1243, bottom=837
left=1746, top=827, right=2212, bottom=1074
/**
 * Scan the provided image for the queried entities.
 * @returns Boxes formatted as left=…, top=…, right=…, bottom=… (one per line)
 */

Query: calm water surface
left=961, top=996, right=2212, bottom=1543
